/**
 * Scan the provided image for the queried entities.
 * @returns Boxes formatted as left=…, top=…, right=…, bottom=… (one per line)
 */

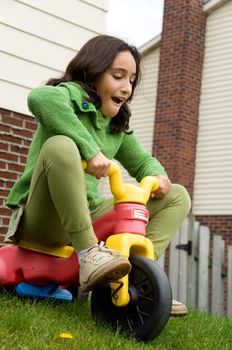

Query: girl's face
left=96, top=50, right=137, bottom=118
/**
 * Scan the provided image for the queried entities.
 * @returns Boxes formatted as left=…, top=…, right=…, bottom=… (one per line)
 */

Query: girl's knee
left=43, top=135, right=77, bottom=152
left=171, top=184, right=191, bottom=215
left=42, top=136, right=81, bottom=168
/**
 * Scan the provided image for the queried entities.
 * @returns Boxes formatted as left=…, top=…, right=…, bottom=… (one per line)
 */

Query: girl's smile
left=96, top=50, right=137, bottom=118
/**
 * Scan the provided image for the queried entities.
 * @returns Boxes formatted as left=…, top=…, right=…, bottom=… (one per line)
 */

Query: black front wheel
left=91, top=254, right=172, bottom=341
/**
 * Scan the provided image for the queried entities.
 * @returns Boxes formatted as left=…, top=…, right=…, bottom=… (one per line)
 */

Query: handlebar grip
left=81, top=160, right=87, bottom=170
left=82, top=160, right=126, bottom=199
left=81, top=160, right=160, bottom=205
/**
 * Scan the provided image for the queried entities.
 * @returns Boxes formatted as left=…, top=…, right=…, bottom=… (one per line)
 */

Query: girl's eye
left=112, top=74, right=135, bottom=85
left=113, top=75, right=122, bottom=80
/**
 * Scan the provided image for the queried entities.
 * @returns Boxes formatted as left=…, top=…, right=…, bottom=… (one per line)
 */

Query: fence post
left=187, top=219, right=200, bottom=307
left=178, top=218, right=189, bottom=304
left=169, top=227, right=180, bottom=300
left=198, top=225, right=210, bottom=311
left=212, top=235, right=225, bottom=315
left=227, top=245, right=232, bottom=317
left=169, top=217, right=191, bottom=304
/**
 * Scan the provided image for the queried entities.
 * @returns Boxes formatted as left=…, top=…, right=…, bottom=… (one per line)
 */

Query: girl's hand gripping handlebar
left=82, top=160, right=160, bottom=205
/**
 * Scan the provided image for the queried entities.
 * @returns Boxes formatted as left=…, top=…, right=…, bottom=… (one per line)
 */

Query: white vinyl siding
left=130, top=45, right=160, bottom=152
left=99, top=40, right=160, bottom=197
left=0, top=0, right=107, bottom=115
left=192, top=0, right=232, bottom=215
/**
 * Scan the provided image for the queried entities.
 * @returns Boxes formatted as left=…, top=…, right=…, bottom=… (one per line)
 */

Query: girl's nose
left=121, top=81, right=132, bottom=96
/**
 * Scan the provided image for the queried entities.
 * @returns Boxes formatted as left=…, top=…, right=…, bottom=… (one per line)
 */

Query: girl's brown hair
left=46, top=35, right=141, bottom=133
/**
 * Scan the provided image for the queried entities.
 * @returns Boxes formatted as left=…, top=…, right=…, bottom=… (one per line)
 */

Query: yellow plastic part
left=106, top=233, right=155, bottom=307
left=109, top=163, right=159, bottom=205
left=110, top=275, right=130, bottom=307
left=82, top=160, right=159, bottom=306
left=106, top=233, right=155, bottom=260
left=81, top=161, right=159, bottom=205
left=18, top=239, right=74, bottom=258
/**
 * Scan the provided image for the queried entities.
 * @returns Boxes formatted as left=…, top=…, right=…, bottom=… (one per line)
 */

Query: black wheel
left=91, top=254, right=172, bottom=341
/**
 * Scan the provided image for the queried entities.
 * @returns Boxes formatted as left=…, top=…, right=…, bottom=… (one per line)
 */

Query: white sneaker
left=171, top=299, right=188, bottom=316
left=79, top=245, right=131, bottom=292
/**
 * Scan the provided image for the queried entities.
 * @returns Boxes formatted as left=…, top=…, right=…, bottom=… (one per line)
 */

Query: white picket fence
left=159, top=213, right=232, bottom=316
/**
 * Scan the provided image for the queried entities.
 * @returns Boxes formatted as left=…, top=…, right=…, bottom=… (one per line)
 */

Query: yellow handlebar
left=82, top=161, right=159, bottom=205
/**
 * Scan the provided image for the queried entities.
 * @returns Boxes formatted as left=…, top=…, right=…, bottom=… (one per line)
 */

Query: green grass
left=0, top=292, right=232, bottom=350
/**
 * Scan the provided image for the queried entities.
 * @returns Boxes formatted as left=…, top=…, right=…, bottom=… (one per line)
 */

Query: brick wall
left=196, top=215, right=232, bottom=259
left=0, top=108, right=37, bottom=242
left=153, top=0, right=206, bottom=198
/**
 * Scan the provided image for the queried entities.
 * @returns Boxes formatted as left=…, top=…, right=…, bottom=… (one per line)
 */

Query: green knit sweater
left=7, top=82, right=167, bottom=211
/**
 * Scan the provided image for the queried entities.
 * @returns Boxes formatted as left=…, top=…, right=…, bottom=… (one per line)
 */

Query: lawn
left=0, top=292, right=231, bottom=350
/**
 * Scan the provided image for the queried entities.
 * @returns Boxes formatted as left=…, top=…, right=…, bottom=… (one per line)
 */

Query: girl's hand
left=151, top=175, right=172, bottom=198
left=86, top=152, right=111, bottom=179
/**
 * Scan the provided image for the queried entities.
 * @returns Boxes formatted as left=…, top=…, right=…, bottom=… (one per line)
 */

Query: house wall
left=192, top=0, right=232, bottom=215
left=0, top=0, right=108, bottom=242
left=192, top=0, right=232, bottom=249
left=154, top=0, right=232, bottom=310
left=129, top=39, right=161, bottom=153
left=0, top=0, right=108, bottom=115
left=130, top=0, right=232, bottom=240
left=153, top=0, right=232, bottom=260
left=1, top=0, right=231, bottom=244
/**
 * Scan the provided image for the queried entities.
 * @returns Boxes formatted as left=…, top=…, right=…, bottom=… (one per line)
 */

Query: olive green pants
left=18, top=136, right=191, bottom=260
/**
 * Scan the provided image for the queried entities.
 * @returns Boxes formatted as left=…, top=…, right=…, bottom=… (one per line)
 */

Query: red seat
left=0, top=244, right=79, bottom=286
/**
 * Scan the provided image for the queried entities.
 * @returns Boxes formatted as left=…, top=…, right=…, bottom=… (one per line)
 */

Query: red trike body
left=0, top=203, right=148, bottom=287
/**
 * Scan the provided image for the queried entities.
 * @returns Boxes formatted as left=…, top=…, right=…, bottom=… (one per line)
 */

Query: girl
left=5, top=35, right=191, bottom=298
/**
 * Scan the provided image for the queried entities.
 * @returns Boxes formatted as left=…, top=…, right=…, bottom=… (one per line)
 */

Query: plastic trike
left=0, top=162, right=172, bottom=341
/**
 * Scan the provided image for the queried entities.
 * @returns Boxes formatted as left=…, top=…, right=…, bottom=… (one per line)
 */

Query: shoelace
left=85, top=242, right=122, bottom=261
left=98, top=244, right=122, bottom=257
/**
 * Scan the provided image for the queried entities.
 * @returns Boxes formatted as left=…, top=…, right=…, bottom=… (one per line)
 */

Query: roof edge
left=139, top=34, right=161, bottom=55
left=203, top=0, right=231, bottom=14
